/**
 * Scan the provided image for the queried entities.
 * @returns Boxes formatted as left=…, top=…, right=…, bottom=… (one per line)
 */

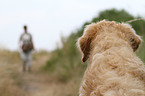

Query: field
left=0, top=50, right=82, bottom=96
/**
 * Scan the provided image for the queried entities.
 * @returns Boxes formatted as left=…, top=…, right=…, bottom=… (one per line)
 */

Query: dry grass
left=0, top=50, right=26, bottom=96
left=0, top=50, right=82, bottom=96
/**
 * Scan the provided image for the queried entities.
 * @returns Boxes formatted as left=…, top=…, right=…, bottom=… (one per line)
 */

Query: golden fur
left=77, top=20, right=145, bottom=96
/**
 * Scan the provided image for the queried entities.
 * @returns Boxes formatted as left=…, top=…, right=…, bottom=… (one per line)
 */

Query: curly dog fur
left=77, top=20, right=145, bottom=96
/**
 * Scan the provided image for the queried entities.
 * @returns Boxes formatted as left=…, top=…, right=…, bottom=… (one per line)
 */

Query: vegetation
left=0, top=50, right=26, bottom=96
left=43, top=9, right=145, bottom=85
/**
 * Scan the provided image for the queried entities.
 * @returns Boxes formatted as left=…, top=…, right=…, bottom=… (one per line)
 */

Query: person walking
left=19, top=25, right=34, bottom=72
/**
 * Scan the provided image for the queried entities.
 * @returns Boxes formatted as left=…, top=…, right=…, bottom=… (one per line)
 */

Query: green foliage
left=92, top=9, right=134, bottom=22
left=43, top=9, right=145, bottom=82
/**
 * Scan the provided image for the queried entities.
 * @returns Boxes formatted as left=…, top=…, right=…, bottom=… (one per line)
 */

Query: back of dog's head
left=78, top=20, right=142, bottom=62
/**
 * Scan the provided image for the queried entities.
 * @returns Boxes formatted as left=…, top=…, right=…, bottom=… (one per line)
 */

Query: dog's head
left=78, top=20, right=142, bottom=62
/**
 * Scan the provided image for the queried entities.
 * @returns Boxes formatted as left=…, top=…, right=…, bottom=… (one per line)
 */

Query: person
left=19, top=25, right=34, bottom=72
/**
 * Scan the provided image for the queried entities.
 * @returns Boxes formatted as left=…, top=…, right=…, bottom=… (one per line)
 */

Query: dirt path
left=19, top=53, right=57, bottom=96
left=17, top=53, right=71, bottom=96
left=22, top=72, right=55, bottom=96
left=0, top=51, right=79, bottom=96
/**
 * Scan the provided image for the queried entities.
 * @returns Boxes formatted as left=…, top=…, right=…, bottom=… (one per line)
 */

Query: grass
left=0, top=50, right=26, bottom=96
left=136, top=34, right=145, bottom=63
left=0, top=49, right=82, bottom=96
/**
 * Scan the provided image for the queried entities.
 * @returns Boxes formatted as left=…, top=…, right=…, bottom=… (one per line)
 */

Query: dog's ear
left=129, top=35, right=141, bottom=51
left=78, top=22, right=103, bottom=62
left=78, top=37, right=92, bottom=62
left=118, top=23, right=142, bottom=51
left=78, top=23, right=100, bottom=62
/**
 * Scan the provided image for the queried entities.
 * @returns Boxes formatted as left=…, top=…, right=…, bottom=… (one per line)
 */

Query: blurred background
left=0, top=0, right=145, bottom=96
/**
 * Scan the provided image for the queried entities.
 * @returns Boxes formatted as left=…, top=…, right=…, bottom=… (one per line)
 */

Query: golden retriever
left=77, top=20, right=145, bottom=96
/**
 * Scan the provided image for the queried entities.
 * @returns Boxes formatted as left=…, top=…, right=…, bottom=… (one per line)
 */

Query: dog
left=77, top=20, right=145, bottom=96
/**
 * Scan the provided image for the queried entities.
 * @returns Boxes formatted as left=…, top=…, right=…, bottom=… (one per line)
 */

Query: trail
left=21, top=72, right=57, bottom=96
left=19, top=53, right=62, bottom=96
left=0, top=51, right=80, bottom=96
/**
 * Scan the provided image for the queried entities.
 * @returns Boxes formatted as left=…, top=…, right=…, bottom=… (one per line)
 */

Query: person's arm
left=18, top=34, right=23, bottom=52
left=29, top=33, right=34, bottom=50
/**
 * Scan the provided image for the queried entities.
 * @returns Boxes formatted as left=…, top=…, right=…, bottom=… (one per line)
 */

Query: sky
left=0, top=0, right=145, bottom=51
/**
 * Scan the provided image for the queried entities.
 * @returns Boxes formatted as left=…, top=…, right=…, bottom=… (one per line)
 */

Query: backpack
left=21, top=33, right=34, bottom=53
left=22, top=42, right=34, bottom=53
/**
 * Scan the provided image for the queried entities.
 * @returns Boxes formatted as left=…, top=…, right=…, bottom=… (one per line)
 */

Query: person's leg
left=28, top=61, right=32, bottom=72
left=27, top=52, right=32, bottom=72
left=23, top=61, right=26, bottom=72
left=20, top=52, right=27, bottom=72
left=28, top=65, right=31, bottom=72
